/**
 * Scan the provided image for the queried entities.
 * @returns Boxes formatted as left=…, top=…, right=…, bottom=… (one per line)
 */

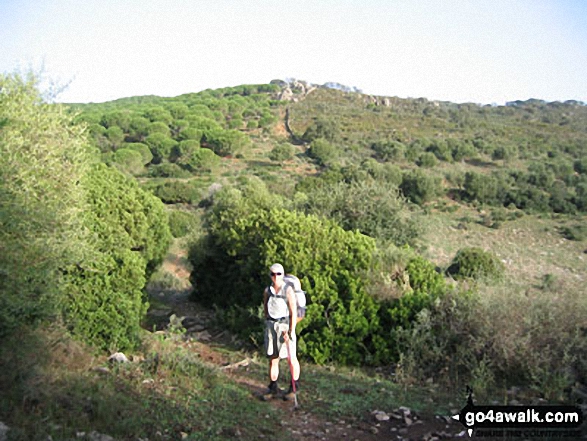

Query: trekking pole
left=286, top=337, right=299, bottom=409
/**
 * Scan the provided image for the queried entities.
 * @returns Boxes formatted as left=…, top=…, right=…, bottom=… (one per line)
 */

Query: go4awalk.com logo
left=451, top=390, right=585, bottom=438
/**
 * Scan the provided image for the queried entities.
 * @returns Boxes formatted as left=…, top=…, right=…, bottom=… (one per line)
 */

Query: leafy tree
left=145, top=133, right=177, bottom=163
left=101, top=110, right=131, bottom=131
left=202, top=128, right=250, bottom=157
left=0, top=73, right=90, bottom=336
left=125, top=142, right=153, bottom=165
left=147, top=121, right=171, bottom=137
left=128, top=116, right=150, bottom=141
left=111, top=148, right=144, bottom=175
left=105, top=126, right=125, bottom=149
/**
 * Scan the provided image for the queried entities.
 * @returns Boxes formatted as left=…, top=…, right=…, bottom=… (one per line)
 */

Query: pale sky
left=1, top=0, right=586, bottom=104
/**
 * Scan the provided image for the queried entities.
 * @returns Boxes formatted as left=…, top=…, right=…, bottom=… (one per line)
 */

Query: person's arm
left=263, top=288, right=269, bottom=319
left=286, top=286, right=297, bottom=339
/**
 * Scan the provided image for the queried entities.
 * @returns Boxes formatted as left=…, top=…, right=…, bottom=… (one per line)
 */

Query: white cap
left=269, top=263, right=284, bottom=274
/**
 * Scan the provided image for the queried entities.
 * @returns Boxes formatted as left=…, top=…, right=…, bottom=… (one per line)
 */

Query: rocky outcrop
left=277, top=80, right=317, bottom=102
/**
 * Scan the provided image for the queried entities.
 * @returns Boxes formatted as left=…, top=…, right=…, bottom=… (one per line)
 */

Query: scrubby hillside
left=1, top=75, right=586, bottom=440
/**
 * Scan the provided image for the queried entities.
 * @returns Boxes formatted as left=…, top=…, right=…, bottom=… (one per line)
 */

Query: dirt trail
left=146, top=253, right=467, bottom=441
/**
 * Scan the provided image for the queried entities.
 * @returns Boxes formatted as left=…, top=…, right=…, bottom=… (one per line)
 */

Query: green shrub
left=303, top=179, right=421, bottom=246
left=63, top=164, right=172, bottom=350
left=400, top=169, right=441, bottom=205
left=0, top=73, right=91, bottom=337
left=147, top=181, right=203, bottom=204
left=125, top=142, right=153, bottom=165
left=307, top=138, right=338, bottom=166
left=110, top=148, right=144, bottom=175
left=190, top=184, right=381, bottom=365
left=269, top=143, right=295, bottom=162
left=446, top=247, right=505, bottom=281
left=417, top=152, right=438, bottom=168
left=168, top=210, right=200, bottom=238
left=559, top=224, right=587, bottom=241
left=148, top=163, right=192, bottom=179
left=302, top=116, right=340, bottom=143
left=202, top=128, right=250, bottom=157
left=370, top=140, right=406, bottom=162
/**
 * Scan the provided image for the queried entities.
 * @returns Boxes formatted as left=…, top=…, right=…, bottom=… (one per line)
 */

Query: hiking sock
left=268, top=380, right=279, bottom=393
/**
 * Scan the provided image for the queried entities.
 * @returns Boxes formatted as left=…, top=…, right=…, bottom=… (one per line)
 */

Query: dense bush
left=301, top=116, right=341, bottom=143
left=0, top=73, right=90, bottom=337
left=148, top=163, right=192, bottom=179
left=63, top=164, right=172, bottom=350
left=307, top=138, right=338, bottom=166
left=269, top=142, right=295, bottom=162
left=446, top=247, right=505, bottom=281
left=190, top=183, right=384, bottom=365
left=146, top=180, right=203, bottom=204
left=301, top=179, right=421, bottom=246
left=168, top=210, right=200, bottom=238
left=202, top=128, right=250, bottom=157
left=110, top=148, right=144, bottom=175
left=400, top=169, right=441, bottom=205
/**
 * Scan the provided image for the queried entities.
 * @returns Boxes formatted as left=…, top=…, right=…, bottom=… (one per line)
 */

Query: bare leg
left=269, top=356, right=280, bottom=382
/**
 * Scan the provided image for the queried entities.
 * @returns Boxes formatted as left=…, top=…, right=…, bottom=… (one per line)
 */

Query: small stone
left=375, top=412, right=390, bottom=422
left=108, top=352, right=129, bottom=363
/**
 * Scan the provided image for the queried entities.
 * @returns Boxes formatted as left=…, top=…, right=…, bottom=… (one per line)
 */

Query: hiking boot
left=283, top=380, right=300, bottom=401
left=261, top=381, right=281, bottom=401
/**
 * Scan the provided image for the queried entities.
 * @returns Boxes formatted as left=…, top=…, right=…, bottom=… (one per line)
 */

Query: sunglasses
left=270, top=272, right=282, bottom=277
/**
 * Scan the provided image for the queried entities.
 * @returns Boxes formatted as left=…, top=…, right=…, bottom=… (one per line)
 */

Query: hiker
left=262, top=263, right=300, bottom=401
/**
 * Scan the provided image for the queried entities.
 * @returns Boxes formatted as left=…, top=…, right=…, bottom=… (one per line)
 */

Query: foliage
left=446, top=247, right=505, bottom=281
left=307, top=137, right=338, bottom=166
left=400, top=169, right=441, bottom=205
left=110, top=148, right=144, bottom=175
left=382, top=255, right=447, bottom=331
left=268, top=142, right=295, bottom=162
left=559, top=223, right=587, bottom=241
left=62, top=164, right=172, bottom=350
left=202, top=128, right=250, bottom=157
left=145, top=180, right=203, bottom=204
left=168, top=209, right=200, bottom=238
left=0, top=73, right=90, bottom=337
left=147, top=162, right=192, bottom=179
left=190, top=182, right=382, bottom=365
left=302, top=116, right=341, bottom=143
left=300, top=178, right=421, bottom=246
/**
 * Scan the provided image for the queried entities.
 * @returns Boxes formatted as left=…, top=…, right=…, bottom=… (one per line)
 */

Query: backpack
left=283, top=274, right=307, bottom=320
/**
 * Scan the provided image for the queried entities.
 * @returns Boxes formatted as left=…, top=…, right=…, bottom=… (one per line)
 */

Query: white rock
left=108, top=352, right=129, bottom=363
left=375, top=413, right=390, bottom=421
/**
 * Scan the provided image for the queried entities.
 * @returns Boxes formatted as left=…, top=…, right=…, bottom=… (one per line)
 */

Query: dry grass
left=420, top=207, right=587, bottom=292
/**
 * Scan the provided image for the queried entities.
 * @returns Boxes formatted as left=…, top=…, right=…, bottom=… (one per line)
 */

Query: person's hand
left=282, top=331, right=290, bottom=343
